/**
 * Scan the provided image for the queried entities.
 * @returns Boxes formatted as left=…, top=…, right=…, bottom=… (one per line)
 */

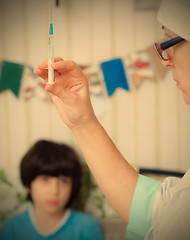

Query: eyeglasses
left=154, top=36, right=185, bottom=61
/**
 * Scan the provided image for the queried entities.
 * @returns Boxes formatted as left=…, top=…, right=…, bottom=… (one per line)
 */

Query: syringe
left=48, top=22, right=55, bottom=84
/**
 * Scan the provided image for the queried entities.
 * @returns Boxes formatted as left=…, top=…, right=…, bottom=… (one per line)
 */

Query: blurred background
left=0, top=0, right=190, bottom=226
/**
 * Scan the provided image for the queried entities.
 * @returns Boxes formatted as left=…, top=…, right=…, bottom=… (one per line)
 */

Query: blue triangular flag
left=100, top=58, right=129, bottom=96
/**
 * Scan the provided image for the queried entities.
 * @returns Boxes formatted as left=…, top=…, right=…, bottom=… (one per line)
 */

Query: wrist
left=71, top=113, right=100, bottom=137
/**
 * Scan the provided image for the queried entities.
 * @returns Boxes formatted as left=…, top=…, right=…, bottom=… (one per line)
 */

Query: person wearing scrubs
left=34, top=0, right=190, bottom=239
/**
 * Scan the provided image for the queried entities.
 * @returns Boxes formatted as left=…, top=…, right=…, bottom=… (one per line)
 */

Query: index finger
left=38, top=57, right=64, bottom=70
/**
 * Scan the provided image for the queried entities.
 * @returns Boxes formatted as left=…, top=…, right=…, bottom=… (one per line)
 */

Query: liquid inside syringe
left=48, top=22, right=55, bottom=84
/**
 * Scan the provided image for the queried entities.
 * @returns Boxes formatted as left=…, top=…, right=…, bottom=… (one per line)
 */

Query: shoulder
left=151, top=170, right=190, bottom=239
left=0, top=209, right=35, bottom=240
left=153, top=169, right=190, bottom=214
left=1, top=210, right=29, bottom=230
left=155, top=168, right=190, bottom=204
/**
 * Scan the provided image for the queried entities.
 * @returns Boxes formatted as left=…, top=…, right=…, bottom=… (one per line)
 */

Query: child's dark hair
left=20, top=140, right=82, bottom=209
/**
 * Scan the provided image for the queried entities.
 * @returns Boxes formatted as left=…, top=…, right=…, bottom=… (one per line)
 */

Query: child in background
left=0, top=140, right=103, bottom=240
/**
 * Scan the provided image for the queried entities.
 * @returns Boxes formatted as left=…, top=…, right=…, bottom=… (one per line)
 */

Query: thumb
left=45, top=83, right=55, bottom=93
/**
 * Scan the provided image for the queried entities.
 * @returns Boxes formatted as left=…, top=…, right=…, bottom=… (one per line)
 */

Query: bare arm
left=73, top=119, right=138, bottom=223
left=34, top=59, right=138, bottom=223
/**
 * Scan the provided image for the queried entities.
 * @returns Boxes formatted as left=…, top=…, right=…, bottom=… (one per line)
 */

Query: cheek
left=30, top=184, right=45, bottom=202
left=60, top=186, right=72, bottom=200
left=177, top=61, right=190, bottom=90
left=174, top=44, right=190, bottom=82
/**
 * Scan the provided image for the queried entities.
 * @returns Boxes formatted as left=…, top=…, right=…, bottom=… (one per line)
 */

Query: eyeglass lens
left=154, top=43, right=169, bottom=60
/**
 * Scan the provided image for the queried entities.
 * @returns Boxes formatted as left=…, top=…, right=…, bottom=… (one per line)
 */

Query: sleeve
left=126, top=174, right=160, bottom=240
left=151, top=176, right=180, bottom=220
left=150, top=173, right=190, bottom=240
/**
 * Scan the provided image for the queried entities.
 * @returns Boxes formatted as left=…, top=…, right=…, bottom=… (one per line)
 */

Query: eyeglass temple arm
left=160, top=36, right=184, bottom=50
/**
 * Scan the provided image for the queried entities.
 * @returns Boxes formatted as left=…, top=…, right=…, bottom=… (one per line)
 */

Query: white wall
left=0, top=0, right=190, bottom=177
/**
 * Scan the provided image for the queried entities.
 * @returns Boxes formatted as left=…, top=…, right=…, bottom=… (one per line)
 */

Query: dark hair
left=20, top=140, right=82, bottom=209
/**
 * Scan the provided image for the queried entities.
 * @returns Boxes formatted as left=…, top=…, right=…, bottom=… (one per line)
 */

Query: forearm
left=72, top=118, right=138, bottom=224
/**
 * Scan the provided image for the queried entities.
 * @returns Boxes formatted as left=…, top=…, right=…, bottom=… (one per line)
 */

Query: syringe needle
left=48, top=22, right=55, bottom=84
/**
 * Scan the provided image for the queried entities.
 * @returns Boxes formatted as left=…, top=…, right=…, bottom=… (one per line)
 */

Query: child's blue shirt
left=0, top=208, right=103, bottom=240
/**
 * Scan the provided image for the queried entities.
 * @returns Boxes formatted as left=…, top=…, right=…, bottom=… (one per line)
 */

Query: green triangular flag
left=0, top=61, right=24, bottom=97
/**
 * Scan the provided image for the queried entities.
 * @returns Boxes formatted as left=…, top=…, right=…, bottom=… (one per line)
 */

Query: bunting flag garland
left=0, top=61, right=24, bottom=97
left=80, top=64, right=106, bottom=97
left=0, top=61, right=50, bottom=101
left=20, top=66, right=50, bottom=102
left=100, top=58, right=130, bottom=96
left=125, top=50, right=156, bottom=88
left=0, top=45, right=167, bottom=101
left=146, top=45, right=167, bottom=79
left=80, top=64, right=111, bottom=118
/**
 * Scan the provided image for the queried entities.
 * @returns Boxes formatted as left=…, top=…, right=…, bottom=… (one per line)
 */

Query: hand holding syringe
left=48, top=22, right=55, bottom=84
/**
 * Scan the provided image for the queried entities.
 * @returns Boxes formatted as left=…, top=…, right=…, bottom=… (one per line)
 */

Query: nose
left=50, top=179, right=59, bottom=195
left=161, top=59, right=170, bottom=67
left=161, top=49, right=174, bottom=68
left=161, top=58, right=173, bottom=68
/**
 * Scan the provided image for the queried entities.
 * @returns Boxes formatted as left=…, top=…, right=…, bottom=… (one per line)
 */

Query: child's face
left=27, top=175, right=72, bottom=216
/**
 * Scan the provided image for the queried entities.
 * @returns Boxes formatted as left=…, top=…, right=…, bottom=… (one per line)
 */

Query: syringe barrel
left=48, top=35, right=54, bottom=84
left=48, top=35, right=54, bottom=58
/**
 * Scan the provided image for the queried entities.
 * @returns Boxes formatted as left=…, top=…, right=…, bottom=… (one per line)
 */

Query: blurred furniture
left=98, top=218, right=127, bottom=240
left=139, top=167, right=185, bottom=181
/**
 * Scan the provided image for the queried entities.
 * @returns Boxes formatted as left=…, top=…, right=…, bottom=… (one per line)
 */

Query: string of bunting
left=0, top=45, right=167, bottom=101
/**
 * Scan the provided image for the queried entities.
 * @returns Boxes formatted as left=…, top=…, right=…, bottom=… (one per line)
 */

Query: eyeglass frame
left=154, top=36, right=185, bottom=61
